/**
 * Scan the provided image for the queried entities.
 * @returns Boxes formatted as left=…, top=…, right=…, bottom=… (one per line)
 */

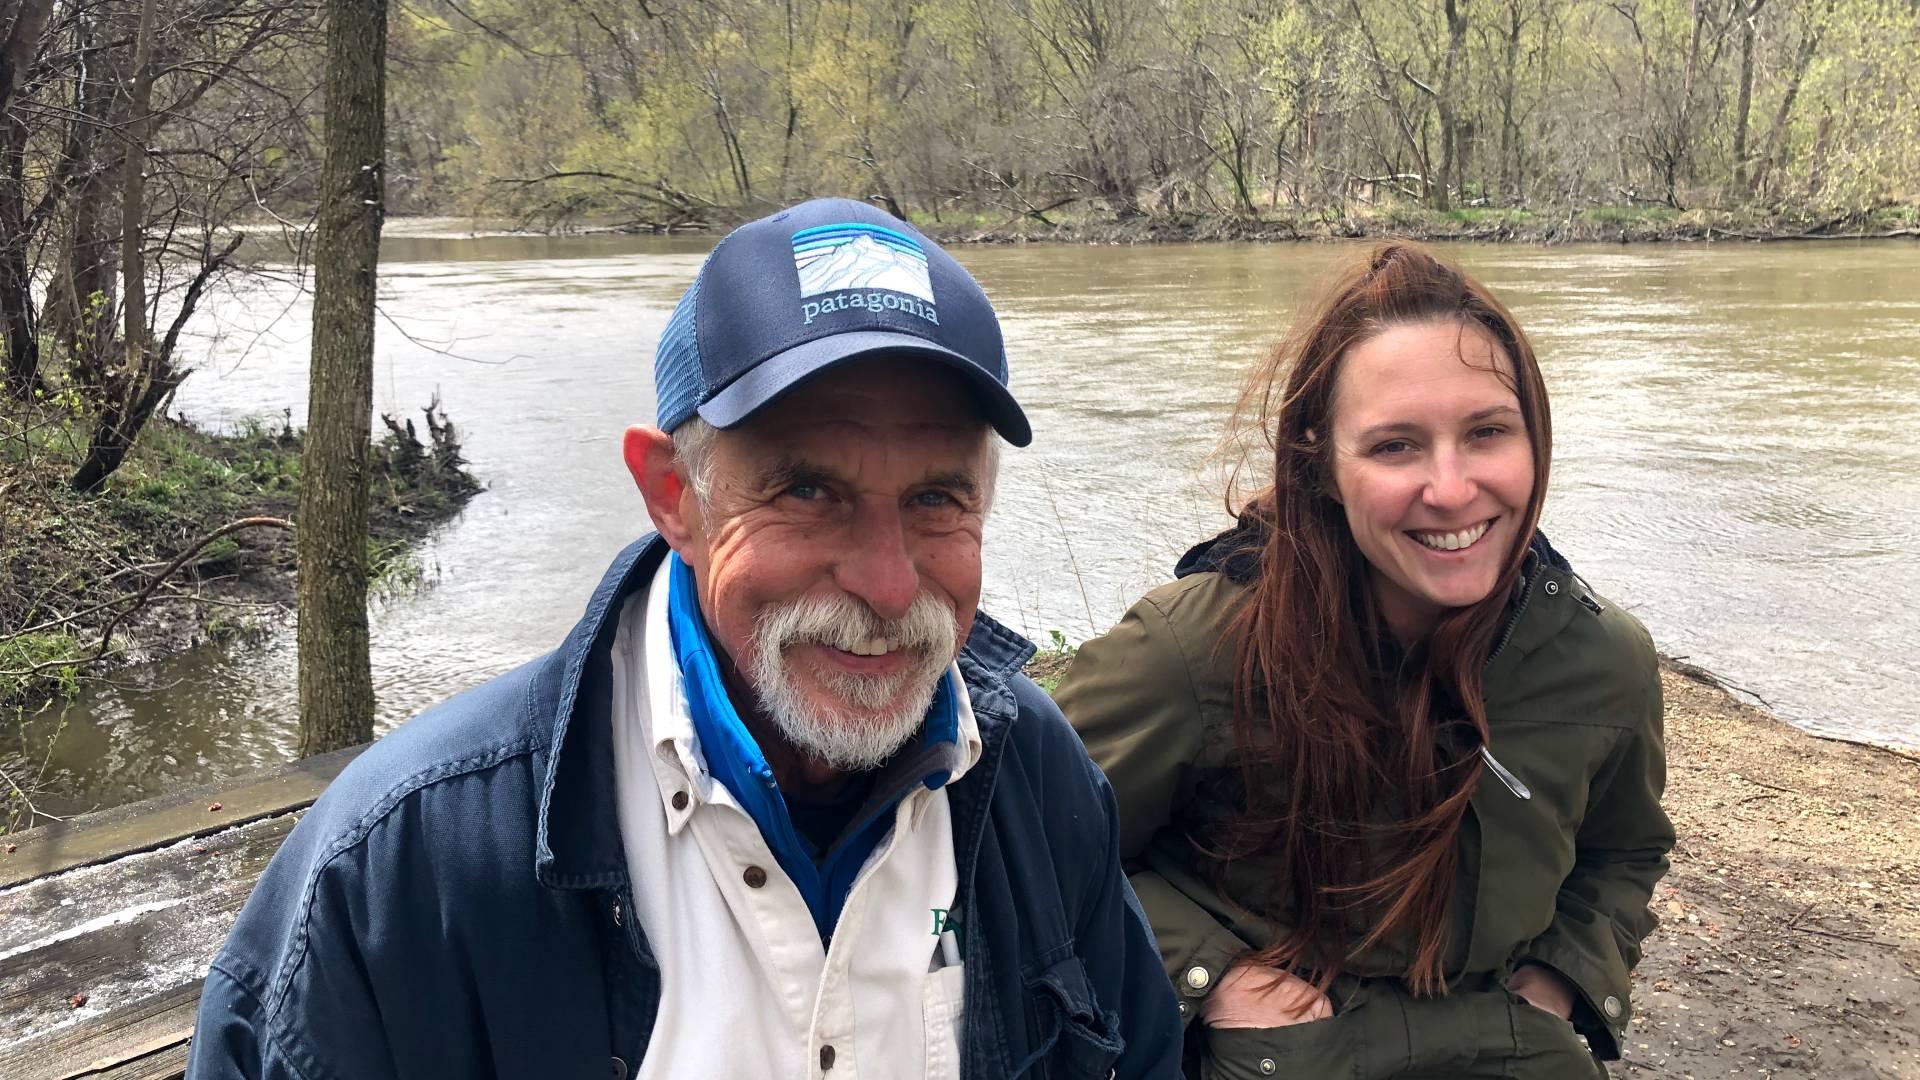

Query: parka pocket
left=1021, top=954, right=1123, bottom=1079
left=1501, top=987, right=1594, bottom=1061
left=1200, top=1010, right=1363, bottom=1080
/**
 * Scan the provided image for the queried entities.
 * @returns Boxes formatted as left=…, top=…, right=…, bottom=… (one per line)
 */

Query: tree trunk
left=298, top=0, right=388, bottom=756
left=1433, top=0, right=1469, bottom=211
left=69, top=0, right=156, bottom=491
left=1731, top=0, right=1765, bottom=194
left=47, top=12, right=117, bottom=381
left=0, top=120, right=36, bottom=399
left=1754, top=2, right=1827, bottom=199
left=0, top=0, right=56, bottom=399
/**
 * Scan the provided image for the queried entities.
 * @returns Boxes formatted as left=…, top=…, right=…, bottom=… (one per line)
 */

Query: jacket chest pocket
left=1021, top=955, right=1123, bottom=1080
left=1470, top=724, right=1620, bottom=949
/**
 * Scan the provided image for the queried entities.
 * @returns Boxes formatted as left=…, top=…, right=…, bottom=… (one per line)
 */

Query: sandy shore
left=1615, top=668, right=1919, bottom=1077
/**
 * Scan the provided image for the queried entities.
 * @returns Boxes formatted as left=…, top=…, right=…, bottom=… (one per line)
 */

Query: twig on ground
left=0, top=516, right=293, bottom=681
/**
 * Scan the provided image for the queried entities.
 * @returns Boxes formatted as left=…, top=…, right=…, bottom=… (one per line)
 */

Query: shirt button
left=819, top=1044, right=836, bottom=1070
left=671, top=791, right=689, bottom=811
left=1603, top=994, right=1623, bottom=1019
left=1184, top=966, right=1211, bottom=991
left=744, top=865, right=768, bottom=888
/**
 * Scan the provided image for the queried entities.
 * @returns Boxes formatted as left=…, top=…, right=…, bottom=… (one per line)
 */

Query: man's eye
left=913, top=491, right=958, bottom=509
left=782, top=483, right=823, bottom=501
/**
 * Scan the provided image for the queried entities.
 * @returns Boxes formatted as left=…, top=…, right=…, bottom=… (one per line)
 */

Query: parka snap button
left=671, top=790, right=689, bottom=810
left=610, top=1057, right=627, bottom=1080
left=1177, top=1001, right=1189, bottom=1015
left=1259, top=1059, right=1277, bottom=1075
left=744, top=865, right=769, bottom=888
left=1603, top=994, right=1623, bottom=1018
left=1184, top=966, right=1211, bottom=990
left=1544, top=580, right=1561, bottom=595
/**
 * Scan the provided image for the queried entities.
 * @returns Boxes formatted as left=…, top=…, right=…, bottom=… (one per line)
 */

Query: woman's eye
left=1472, top=425, right=1509, bottom=440
left=1371, top=439, right=1414, bottom=457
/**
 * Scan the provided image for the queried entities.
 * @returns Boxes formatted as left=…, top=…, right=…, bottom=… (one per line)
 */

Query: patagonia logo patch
left=793, top=222, right=940, bottom=328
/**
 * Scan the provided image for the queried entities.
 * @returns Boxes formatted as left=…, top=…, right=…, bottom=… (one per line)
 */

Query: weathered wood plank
left=0, top=980, right=199, bottom=1080
left=1, top=863, right=254, bottom=1043
left=1, top=814, right=298, bottom=944
left=0, top=745, right=362, bottom=890
left=87, top=1041, right=189, bottom=1080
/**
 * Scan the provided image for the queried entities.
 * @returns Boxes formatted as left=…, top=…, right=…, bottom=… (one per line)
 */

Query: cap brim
left=696, top=331, right=1032, bottom=447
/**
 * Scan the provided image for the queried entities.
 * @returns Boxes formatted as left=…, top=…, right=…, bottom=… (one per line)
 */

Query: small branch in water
left=0, top=764, right=69, bottom=827
left=0, top=517, right=294, bottom=681
left=1660, top=652, right=1773, bottom=709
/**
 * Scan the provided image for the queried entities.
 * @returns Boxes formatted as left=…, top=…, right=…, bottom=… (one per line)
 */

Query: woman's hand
left=1507, top=963, right=1576, bottom=1020
left=1201, top=964, right=1334, bottom=1029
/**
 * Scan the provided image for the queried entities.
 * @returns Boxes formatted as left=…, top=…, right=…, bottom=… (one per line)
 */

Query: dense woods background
left=390, top=0, right=1919, bottom=226
left=1, top=0, right=1917, bottom=465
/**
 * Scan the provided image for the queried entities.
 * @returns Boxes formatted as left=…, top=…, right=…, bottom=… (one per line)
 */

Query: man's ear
left=624, top=425, right=699, bottom=551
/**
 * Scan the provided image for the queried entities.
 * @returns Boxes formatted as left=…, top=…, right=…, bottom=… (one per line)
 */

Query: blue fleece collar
left=664, top=552, right=959, bottom=939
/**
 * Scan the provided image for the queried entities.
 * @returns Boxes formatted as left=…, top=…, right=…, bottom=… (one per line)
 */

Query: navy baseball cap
left=653, top=198, right=1031, bottom=446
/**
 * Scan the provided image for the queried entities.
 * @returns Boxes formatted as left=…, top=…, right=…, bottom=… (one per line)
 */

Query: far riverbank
left=511, top=202, right=1920, bottom=246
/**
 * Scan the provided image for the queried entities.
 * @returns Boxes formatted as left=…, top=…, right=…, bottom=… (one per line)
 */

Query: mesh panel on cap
left=652, top=279, right=706, bottom=431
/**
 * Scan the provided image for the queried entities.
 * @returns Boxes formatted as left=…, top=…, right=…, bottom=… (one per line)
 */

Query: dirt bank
left=1615, top=667, right=1919, bottom=1078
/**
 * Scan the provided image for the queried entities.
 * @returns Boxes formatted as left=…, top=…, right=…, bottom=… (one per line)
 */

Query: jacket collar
left=531, top=533, right=1036, bottom=890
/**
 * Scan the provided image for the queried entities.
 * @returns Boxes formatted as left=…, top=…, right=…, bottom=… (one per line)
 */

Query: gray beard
left=746, top=591, right=958, bottom=771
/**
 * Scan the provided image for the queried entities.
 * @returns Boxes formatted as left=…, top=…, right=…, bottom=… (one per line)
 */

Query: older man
left=188, top=199, right=1181, bottom=1080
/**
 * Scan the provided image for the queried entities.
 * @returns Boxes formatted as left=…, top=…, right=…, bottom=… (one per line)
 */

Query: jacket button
left=610, top=1057, right=627, bottom=1080
left=1544, top=579, right=1561, bottom=595
left=1259, top=1059, right=1276, bottom=1075
left=1184, top=966, right=1211, bottom=991
left=1603, top=994, right=1623, bottom=1018
left=744, top=866, right=769, bottom=888
left=819, top=1044, right=836, bottom=1070
left=671, top=791, right=689, bottom=811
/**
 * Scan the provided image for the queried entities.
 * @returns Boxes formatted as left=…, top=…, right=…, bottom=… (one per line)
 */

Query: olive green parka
left=1056, top=532, right=1673, bottom=1071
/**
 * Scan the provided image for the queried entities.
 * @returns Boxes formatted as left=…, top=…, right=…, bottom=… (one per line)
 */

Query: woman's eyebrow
left=1355, top=405, right=1522, bottom=443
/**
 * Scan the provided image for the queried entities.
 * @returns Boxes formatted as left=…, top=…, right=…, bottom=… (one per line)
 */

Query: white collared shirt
left=609, top=557, right=980, bottom=1080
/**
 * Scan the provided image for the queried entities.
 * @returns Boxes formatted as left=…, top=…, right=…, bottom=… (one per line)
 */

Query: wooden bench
left=0, top=748, right=363, bottom=1080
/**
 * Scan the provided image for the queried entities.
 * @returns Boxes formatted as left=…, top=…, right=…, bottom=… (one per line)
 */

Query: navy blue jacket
left=188, top=537, right=1182, bottom=1080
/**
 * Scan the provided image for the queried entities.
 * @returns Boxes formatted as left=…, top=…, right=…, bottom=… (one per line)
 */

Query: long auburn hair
left=1215, top=242, right=1552, bottom=995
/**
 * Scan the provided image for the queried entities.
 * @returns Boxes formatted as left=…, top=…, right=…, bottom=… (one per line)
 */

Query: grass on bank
left=0, top=398, right=481, bottom=708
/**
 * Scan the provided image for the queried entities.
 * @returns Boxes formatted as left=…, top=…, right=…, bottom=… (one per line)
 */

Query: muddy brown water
left=17, top=230, right=1920, bottom=815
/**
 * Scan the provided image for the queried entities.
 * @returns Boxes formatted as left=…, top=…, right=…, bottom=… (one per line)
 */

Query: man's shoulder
left=257, top=653, right=558, bottom=923
left=306, top=655, right=552, bottom=837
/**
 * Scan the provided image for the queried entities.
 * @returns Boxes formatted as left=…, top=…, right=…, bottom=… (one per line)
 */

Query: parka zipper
left=1477, top=559, right=1540, bottom=800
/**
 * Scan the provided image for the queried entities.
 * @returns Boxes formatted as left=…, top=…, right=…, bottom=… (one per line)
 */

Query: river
left=21, top=230, right=1920, bottom=814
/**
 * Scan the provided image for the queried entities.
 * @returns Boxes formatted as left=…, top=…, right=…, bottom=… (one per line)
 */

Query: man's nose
left=834, top=508, right=919, bottom=620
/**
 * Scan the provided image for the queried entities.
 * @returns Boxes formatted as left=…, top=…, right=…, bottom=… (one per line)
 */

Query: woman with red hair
left=1057, top=242, right=1673, bottom=1078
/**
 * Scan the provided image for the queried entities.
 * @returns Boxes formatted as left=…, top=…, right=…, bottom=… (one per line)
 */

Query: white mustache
left=755, top=590, right=956, bottom=660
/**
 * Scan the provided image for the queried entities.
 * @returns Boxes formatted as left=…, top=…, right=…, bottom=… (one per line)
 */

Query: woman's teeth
left=1413, top=520, right=1491, bottom=551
